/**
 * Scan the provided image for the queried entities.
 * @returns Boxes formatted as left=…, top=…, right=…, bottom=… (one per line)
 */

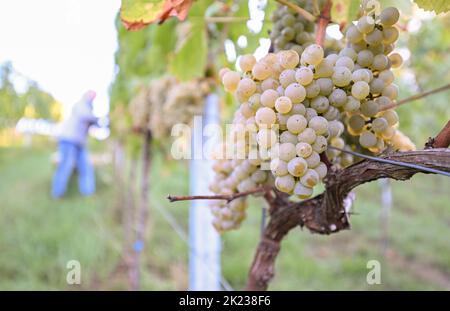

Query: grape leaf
left=414, top=0, right=450, bottom=14
left=121, top=0, right=194, bottom=31
left=168, top=19, right=207, bottom=80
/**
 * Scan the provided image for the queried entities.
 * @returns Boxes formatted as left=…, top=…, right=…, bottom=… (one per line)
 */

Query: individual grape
left=312, top=135, right=327, bottom=153
left=369, top=43, right=385, bottom=55
left=276, top=113, right=289, bottom=130
left=284, top=83, right=306, bottom=103
left=297, top=128, right=316, bottom=144
left=323, top=106, right=339, bottom=121
left=302, top=44, right=324, bottom=66
left=369, top=78, right=385, bottom=94
left=255, top=107, right=276, bottom=126
left=295, top=67, right=314, bottom=86
left=287, top=157, right=308, bottom=177
left=250, top=170, right=267, bottom=184
left=294, top=182, right=313, bottom=199
left=275, top=96, right=293, bottom=113
left=287, top=114, right=308, bottom=134
left=389, top=53, right=403, bottom=68
left=296, top=142, right=313, bottom=158
left=382, top=84, right=399, bottom=100
left=274, top=85, right=283, bottom=96
left=360, top=100, right=379, bottom=117
left=304, top=108, right=318, bottom=122
left=375, top=96, right=392, bottom=110
left=359, top=131, right=377, bottom=148
left=305, top=81, right=321, bottom=98
left=291, top=103, right=306, bottom=115
left=372, top=117, right=388, bottom=133
left=310, top=96, right=329, bottom=113
left=252, top=62, right=271, bottom=80
left=352, top=68, right=372, bottom=83
left=281, top=27, right=295, bottom=41
left=314, top=162, right=328, bottom=180
left=237, top=78, right=256, bottom=98
left=257, top=128, right=278, bottom=148
left=357, top=15, right=375, bottom=34
left=326, top=53, right=340, bottom=64
left=240, top=103, right=255, bottom=118
left=219, top=67, right=230, bottom=80
left=372, top=54, right=389, bottom=71
left=278, top=142, right=297, bottom=162
left=339, top=47, right=357, bottom=61
left=381, top=110, right=399, bottom=126
left=316, top=78, right=333, bottom=96
left=278, top=50, right=300, bottom=69
left=381, top=126, right=396, bottom=140
left=237, top=178, right=257, bottom=192
left=290, top=44, right=304, bottom=57
left=305, top=151, right=321, bottom=168
left=222, top=71, right=241, bottom=92
left=365, top=29, right=383, bottom=45
left=335, top=56, right=355, bottom=71
left=308, top=116, right=328, bottom=135
left=348, top=114, right=366, bottom=131
left=328, top=120, right=344, bottom=137
left=329, top=89, right=347, bottom=107
left=239, top=54, right=256, bottom=72
left=275, top=175, right=295, bottom=193
left=382, top=26, right=399, bottom=45
left=351, top=41, right=367, bottom=52
left=351, top=81, right=370, bottom=100
left=379, top=7, right=400, bottom=27
left=330, top=136, right=345, bottom=149
left=261, top=78, right=280, bottom=91
left=379, top=69, right=395, bottom=85
left=279, top=69, right=297, bottom=88
left=280, top=130, right=298, bottom=144
left=270, top=158, right=288, bottom=176
left=248, top=93, right=261, bottom=110
left=346, top=25, right=363, bottom=43
left=344, top=96, right=361, bottom=112
left=332, top=66, right=352, bottom=87
left=281, top=14, right=296, bottom=27
left=384, top=44, right=394, bottom=55
left=357, top=50, right=374, bottom=67
left=293, top=22, right=304, bottom=33
left=300, top=169, right=320, bottom=187
left=314, top=60, right=333, bottom=79
left=260, top=89, right=279, bottom=108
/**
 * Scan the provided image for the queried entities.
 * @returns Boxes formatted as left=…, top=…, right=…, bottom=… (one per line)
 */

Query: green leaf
left=414, top=0, right=450, bottom=14
left=121, top=0, right=166, bottom=30
left=347, top=0, right=361, bottom=22
left=147, top=19, right=178, bottom=76
left=168, top=19, right=207, bottom=80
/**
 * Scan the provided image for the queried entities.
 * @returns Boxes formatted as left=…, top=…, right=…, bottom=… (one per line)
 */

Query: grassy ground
left=0, top=145, right=449, bottom=290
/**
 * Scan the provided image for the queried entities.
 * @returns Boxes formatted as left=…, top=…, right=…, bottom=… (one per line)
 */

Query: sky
left=0, top=0, right=121, bottom=117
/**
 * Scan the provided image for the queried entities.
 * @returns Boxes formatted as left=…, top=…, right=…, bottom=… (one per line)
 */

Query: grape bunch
left=336, top=2, right=404, bottom=153
left=270, top=0, right=343, bottom=55
left=270, top=0, right=316, bottom=54
left=129, top=76, right=208, bottom=140
left=214, top=46, right=346, bottom=205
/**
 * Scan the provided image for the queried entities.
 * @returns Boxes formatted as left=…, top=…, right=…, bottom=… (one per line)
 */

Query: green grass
left=0, top=146, right=449, bottom=290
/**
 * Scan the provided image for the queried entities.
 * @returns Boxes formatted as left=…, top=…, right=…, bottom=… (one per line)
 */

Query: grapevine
left=209, top=0, right=416, bottom=232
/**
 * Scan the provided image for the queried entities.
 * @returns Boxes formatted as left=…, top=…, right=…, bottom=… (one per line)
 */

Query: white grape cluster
left=270, top=0, right=316, bottom=54
left=129, top=76, right=207, bottom=140
left=334, top=2, right=404, bottom=153
left=215, top=46, right=346, bottom=205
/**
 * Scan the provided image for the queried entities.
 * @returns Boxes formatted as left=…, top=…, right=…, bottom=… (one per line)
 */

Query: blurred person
left=51, top=91, right=98, bottom=198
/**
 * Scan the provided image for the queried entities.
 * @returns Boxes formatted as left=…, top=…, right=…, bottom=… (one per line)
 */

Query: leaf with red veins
left=121, top=0, right=194, bottom=31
